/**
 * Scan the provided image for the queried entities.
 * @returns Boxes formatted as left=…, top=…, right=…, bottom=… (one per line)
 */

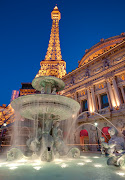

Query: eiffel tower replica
left=36, top=5, right=66, bottom=79
left=20, top=6, right=66, bottom=96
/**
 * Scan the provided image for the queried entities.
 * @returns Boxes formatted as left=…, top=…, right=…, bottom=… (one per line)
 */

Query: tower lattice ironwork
left=36, top=6, right=66, bottom=79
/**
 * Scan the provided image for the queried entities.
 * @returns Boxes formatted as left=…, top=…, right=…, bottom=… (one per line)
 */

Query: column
left=87, top=89, right=93, bottom=112
left=91, top=86, right=97, bottom=112
left=112, top=78, right=121, bottom=106
left=106, top=80, right=116, bottom=108
left=97, top=94, right=101, bottom=110
left=120, top=86, right=125, bottom=103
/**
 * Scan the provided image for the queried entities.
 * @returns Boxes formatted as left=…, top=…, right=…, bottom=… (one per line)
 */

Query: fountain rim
left=11, top=93, right=80, bottom=110
left=11, top=93, right=80, bottom=121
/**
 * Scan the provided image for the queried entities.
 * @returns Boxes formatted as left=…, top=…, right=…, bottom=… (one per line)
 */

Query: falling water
left=12, top=102, right=21, bottom=149
left=93, top=111, right=121, bottom=134
left=74, top=122, right=110, bottom=141
left=65, top=114, right=77, bottom=145
left=66, top=110, right=123, bottom=142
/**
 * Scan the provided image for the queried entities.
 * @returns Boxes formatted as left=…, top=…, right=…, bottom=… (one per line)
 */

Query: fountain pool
left=0, top=153, right=125, bottom=180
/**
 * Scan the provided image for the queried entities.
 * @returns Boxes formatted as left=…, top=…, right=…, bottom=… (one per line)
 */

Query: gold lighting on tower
left=36, top=6, right=66, bottom=78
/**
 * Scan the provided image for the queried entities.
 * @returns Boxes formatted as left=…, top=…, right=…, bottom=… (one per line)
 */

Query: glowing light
left=94, top=164, right=103, bottom=167
left=60, top=163, right=68, bottom=168
left=9, top=167, right=18, bottom=170
left=121, top=75, right=124, bottom=80
left=72, top=114, right=75, bottom=118
left=33, top=166, right=41, bottom=170
left=54, top=6, right=58, bottom=9
left=112, top=101, right=116, bottom=107
left=116, top=172, right=125, bottom=176
left=94, top=122, right=98, bottom=127
left=6, top=163, right=18, bottom=167
left=93, top=156, right=99, bottom=159
left=89, top=107, right=93, bottom=113
left=0, top=162, right=8, bottom=166
left=77, top=163, right=85, bottom=166
left=84, top=159, right=92, bottom=163
left=3, top=123, right=7, bottom=126
left=6, top=162, right=24, bottom=167
left=116, top=100, right=120, bottom=106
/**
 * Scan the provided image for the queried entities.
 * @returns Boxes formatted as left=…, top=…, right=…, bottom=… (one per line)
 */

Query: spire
left=45, top=5, right=62, bottom=60
left=36, top=6, right=66, bottom=79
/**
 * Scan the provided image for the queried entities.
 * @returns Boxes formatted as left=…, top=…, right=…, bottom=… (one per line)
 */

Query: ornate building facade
left=1, top=6, right=125, bottom=151
left=62, top=34, right=125, bottom=150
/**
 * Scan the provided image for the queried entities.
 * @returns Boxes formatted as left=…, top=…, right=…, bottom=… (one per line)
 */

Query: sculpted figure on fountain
left=100, top=127, right=125, bottom=167
left=100, top=137, right=108, bottom=155
left=52, top=87, right=57, bottom=94
left=27, top=138, right=40, bottom=152
left=41, top=87, right=45, bottom=94
left=40, top=116, right=54, bottom=162
left=52, top=121, right=66, bottom=155
left=7, top=148, right=24, bottom=161
left=107, top=127, right=125, bottom=155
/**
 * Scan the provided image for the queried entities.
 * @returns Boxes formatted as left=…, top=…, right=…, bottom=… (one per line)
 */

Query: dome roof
left=79, top=33, right=125, bottom=67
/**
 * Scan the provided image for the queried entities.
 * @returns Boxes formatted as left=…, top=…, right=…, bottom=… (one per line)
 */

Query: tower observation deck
left=36, top=6, right=66, bottom=79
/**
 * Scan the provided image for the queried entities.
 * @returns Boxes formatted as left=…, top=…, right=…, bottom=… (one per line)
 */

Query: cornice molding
left=64, top=60, right=125, bottom=93
left=63, top=41, right=125, bottom=80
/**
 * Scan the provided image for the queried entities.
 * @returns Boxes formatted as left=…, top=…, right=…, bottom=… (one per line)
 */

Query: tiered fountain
left=10, top=76, right=80, bottom=161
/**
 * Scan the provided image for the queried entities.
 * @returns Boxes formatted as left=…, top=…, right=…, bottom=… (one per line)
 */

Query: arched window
left=101, top=94, right=109, bottom=108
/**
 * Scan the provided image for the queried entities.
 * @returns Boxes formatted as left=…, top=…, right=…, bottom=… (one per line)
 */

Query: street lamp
left=3, top=123, right=7, bottom=127
left=94, top=122, right=100, bottom=151
left=94, top=122, right=98, bottom=127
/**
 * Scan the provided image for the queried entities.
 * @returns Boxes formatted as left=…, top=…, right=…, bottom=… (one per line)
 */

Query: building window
left=82, top=100, right=88, bottom=112
left=101, top=93, right=109, bottom=109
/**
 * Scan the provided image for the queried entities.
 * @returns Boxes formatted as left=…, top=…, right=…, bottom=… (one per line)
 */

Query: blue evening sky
left=0, top=0, right=125, bottom=105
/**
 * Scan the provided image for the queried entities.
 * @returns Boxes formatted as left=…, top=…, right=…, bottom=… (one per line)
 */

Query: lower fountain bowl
left=11, top=94, right=80, bottom=121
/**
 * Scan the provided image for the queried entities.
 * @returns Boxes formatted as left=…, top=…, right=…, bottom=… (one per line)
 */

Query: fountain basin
left=11, top=94, right=80, bottom=121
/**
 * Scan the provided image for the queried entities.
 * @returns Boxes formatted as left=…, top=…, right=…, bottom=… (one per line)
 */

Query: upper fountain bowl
left=11, top=94, right=80, bottom=121
left=32, top=76, right=65, bottom=92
